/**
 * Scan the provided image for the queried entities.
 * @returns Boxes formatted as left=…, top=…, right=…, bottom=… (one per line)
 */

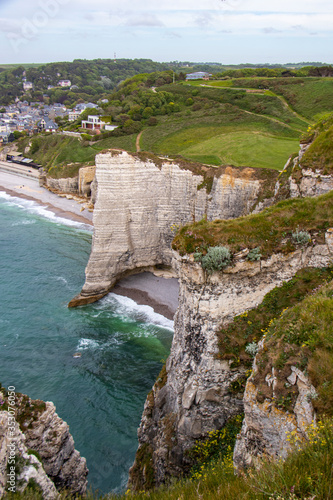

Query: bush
left=201, top=246, right=231, bottom=273
left=245, top=342, right=258, bottom=357
left=291, top=228, right=311, bottom=245
left=247, top=247, right=262, bottom=261
left=80, top=133, right=91, bottom=141
left=147, top=116, right=158, bottom=126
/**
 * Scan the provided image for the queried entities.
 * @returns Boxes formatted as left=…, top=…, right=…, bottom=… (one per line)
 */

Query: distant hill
left=0, top=58, right=332, bottom=106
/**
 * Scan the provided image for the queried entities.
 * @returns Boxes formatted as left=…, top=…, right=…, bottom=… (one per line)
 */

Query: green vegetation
left=13, top=69, right=333, bottom=174
left=254, top=279, right=333, bottom=415
left=0, top=384, right=46, bottom=431
left=196, top=246, right=232, bottom=273
left=216, top=267, right=333, bottom=370
left=187, top=414, right=243, bottom=481
left=9, top=417, right=333, bottom=499
left=19, top=133, right=137, bottom=178
left=301, top=125, right=333, bottom=174
left=173, top=190, right=333, bottom=257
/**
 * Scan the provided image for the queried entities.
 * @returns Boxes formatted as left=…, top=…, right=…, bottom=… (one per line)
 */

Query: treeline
left=0, top=59, right=175, bottom=105
left=1, top=58, right=332, bottom=106
left=214, top=65, right=333, bottom=79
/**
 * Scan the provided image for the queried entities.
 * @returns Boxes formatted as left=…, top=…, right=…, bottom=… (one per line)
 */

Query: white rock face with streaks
left=233, top=365, right=317, bottom=470
left=0, top=411, right=58, bottom=499
left=23, top=401, right=88, bottom=495
left=71, top=150, right=264, bottom=305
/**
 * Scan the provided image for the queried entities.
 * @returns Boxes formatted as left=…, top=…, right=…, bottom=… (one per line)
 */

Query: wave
left=100, top=293, right=174, bottom=331
left=76, top=338, right=99, bottom=350
left=11, top=219, right=36, bottom=226
left=55, top=276, right=69, bottom=285
left=0, top=191, right=92, bottom=232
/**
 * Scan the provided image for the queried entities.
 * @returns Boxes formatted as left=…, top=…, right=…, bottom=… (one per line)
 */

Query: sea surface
left=0, top=191, right=173, bottom=494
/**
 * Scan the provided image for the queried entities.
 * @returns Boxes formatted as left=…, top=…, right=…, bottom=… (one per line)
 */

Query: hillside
left=18, top=73, right=333, bottom=176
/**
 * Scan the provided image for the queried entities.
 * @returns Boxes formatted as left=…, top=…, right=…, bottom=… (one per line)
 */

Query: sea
left=0, top=191, right=174, bottom=494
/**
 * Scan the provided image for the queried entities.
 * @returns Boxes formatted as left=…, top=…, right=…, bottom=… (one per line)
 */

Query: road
left=0, top=160, right=40, bottom=180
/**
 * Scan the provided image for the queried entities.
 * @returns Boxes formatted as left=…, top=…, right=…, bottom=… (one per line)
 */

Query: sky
left=0, top=0, right=332, bottom=65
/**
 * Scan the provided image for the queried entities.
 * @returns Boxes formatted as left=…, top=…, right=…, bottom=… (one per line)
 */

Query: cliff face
left=129, top=235, right=333, bottom=488
left=233, top=365, right=316, bottom=470
left=69, top=150, right=274, bottom=306
left=0, top=411, right=58, bottom=499
left=39, top=166, right=96, bottom=198
left=0, top=388, right=88, bottom=496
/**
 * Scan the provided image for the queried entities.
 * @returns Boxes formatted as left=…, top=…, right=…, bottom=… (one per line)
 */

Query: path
left=136, top=131, right=143, bottom=152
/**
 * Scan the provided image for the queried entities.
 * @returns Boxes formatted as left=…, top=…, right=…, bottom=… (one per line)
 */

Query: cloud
left=194, top=11, right=215, bottom=28
left=262, top=27, right=283, bottom=34
left=124, top=14, right=165, bottom=27
left=163, top=30, right=182, bottom=39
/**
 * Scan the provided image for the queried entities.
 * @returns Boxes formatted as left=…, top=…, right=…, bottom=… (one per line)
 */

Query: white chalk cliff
left=69, top=150, right=276, bottom=306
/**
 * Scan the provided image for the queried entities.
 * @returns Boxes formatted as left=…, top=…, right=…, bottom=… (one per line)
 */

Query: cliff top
left=172, top=189, right=333, bottom=257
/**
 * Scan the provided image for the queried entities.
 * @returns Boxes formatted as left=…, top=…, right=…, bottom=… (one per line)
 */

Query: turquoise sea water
left=0, top=191, right=173, bottom=494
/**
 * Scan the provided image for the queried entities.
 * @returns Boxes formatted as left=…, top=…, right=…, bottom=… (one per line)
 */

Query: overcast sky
left=0, top=0, right=332, bottom=65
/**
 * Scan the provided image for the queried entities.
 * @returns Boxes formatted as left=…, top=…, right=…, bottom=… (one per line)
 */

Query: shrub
left=291, top=228, right=311, bottom=245
left=147, top=116, right=158, bottom=126
left=80, top=133, right=91, bottom=141
left=193, top=252, right=203, bottom=262
left=247, top=247, right=262, bottom=261
left=245, top=342, right=258, bottom=357
left=201, top=246, right=231, bottom=273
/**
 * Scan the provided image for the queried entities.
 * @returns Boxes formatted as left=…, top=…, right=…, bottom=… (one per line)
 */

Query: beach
left=0, top=168, right=179, bottom=320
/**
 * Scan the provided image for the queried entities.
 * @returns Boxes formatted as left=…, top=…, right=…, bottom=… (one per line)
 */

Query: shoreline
left=0, top=170, right=179, bottom=321
left=0, top=184, right=94, bottom=226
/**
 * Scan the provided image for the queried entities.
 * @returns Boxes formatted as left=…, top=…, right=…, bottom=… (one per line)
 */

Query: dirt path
left=136, top=131, right=143, bottom=152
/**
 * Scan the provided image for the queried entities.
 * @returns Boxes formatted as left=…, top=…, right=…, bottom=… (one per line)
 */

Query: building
left=23, top=81, right=34, bottom=91
left=58, top=79, right=71, bottom=88
left=37, top=118, right=58, bottom=133
left=185, top=72, right=212, bottom=81
left=81, top=115, right=105, bottom=130
left=68, top=110, right=82, bottom=122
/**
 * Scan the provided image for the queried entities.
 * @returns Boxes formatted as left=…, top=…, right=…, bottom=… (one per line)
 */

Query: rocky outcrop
left=22, top=401, right=88, bottom=495
left=0, top=388, right=88, bottom=496
left=69, top=150, right=277, bottom=306
left=289, top=167, right=333, bottom=198
left=233, top=364, right=316, bottom=470
left=277, top=143, right=333, bottom=199
left=128, top=234, right=333, bottom=488
left=78, top=166, right=96, bottom=197
left=42, top=175, right=79, bottom=194
left=39, top=166, right=96, bottom=199
left=0, top=411, right=58, bottom=499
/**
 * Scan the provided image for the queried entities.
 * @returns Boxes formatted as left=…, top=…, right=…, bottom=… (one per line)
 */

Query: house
left=0, top=131, right=15, bottom=143
left=81, top=115, right=104, bottom=130
left=58, top=79, right=71, bottom=88
left=68, top=110, right=82, bottom=122
left=37, top=118, right=58, bottom=133
left=23, top=81, right=34, bottom=91
left=185, top=72, right=212, bottom=81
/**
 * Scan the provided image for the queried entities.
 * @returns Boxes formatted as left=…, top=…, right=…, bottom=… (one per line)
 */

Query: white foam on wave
left=76, top=338, right=99, bottom=350
left=0, top=191, right=92, bottom=232
left=56, top=276, right=68, bottom=285
left=11, top=219, right=36, bottom=226
left=101, top=293, right=174, bottom=331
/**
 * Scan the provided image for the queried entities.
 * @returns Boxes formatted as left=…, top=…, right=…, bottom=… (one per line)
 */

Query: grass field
left=141, top=102, right=301, bottom=170
left=199, top=77, right=333, bottom=121
left=179, top=131, right=299, bottom=169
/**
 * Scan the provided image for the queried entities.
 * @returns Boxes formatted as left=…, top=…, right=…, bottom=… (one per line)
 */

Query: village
left=0, top=97, right=106, bottom=144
